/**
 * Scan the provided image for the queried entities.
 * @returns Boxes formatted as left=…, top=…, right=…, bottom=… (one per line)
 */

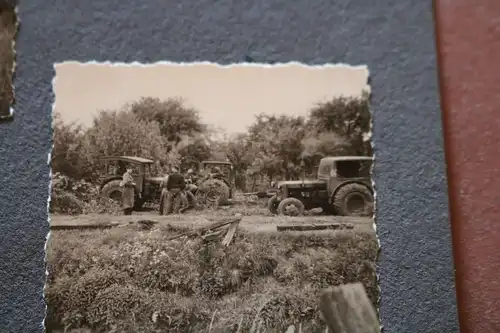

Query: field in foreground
left=45, top=223, right=379, bottom=333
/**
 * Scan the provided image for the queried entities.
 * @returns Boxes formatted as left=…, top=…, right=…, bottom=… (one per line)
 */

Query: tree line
left=52, top=94, right=372, bottom=192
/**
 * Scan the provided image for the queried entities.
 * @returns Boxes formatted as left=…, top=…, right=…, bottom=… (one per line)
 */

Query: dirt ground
left=50, top=200, right=375, bottom=234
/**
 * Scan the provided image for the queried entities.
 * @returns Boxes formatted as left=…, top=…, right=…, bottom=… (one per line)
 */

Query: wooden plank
left=50, top=223, right=114, bottom=231
left=276, top=223, right=353, bottom=232
left=319, top=283, right=379, bottom=333
left=166, top=216, right=242, bottom=240
left=221, top=218, right=241, bottom=246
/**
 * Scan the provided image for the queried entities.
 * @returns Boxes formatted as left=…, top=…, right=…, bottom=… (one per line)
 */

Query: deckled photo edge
left=43, top=62, right=60, bottom=330
left=54, top=60, right=370, bottom=72
left=47, top=62, right=380, bottom=333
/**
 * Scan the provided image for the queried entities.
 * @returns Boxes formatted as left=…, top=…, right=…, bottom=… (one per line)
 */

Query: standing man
left=158, top=171, right=169, bottom=215
left=184, top=168, right=198, bottom=208
left=120, top=167, right=136, bottom=215
left=164, top=165, right=187, bottom=214
left=185, top=169, right=198, bottom=192
left=211, top=166, right=223, bottom=179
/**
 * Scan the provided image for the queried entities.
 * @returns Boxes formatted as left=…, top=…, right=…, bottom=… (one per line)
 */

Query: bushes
left=50, top=173, right=121, bottom=215
left=45, top=227, right=379, bottom=332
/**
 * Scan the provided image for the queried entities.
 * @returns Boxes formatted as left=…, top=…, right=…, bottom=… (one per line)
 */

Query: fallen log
left=276, top=223, right=354, bottom=232
left=319, top=283, right=379, bottom=333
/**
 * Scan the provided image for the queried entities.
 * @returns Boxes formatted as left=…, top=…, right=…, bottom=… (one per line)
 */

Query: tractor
left=98, top=156, right=165, bottom=209
left=267, top=156, right=374, bottom=217
left=189, top=160, right=235, bottom=206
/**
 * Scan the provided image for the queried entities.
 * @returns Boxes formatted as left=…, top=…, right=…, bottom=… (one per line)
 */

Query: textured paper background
left=435, top=0, right=500, bottom=332
left=0, top=1, right=460, bottom=332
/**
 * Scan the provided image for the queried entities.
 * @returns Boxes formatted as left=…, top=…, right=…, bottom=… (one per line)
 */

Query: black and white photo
left=46, top=62, right=379, bottom=333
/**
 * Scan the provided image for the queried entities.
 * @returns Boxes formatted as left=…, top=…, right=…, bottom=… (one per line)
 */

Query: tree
left=174, top=133, right=212, bottom=170
left=129, top=97, right=206, bottom=143
left=247, top=114, right=307, bottom=181
left=301, top=132, right=353, bottom=169
left=129, top=97, right=211, bottom=165
left=51, top=113, right=85, bottom=179
left=79, top=110, right=168, bottom=179
left=307, top=92, right=372, bottom=156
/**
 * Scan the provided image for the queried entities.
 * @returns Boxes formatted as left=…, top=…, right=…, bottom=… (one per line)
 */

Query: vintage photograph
left=0, top=2, right=17, bottom=119
left=46, top=62, right=379, bottom=333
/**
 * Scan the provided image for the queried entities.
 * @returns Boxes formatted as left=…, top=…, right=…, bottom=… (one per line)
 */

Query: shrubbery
left=50, top=172, right=121, bottom=215
left=45, top=227, right=378, bottom=332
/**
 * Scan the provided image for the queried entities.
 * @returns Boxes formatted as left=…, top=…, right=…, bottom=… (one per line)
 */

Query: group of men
left=119, top=164, right=221, bottom=216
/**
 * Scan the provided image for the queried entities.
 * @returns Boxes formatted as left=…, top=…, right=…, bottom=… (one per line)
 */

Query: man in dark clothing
left=164, top=166, right=188, bottom=214
left=210, top=166, right=224, bottom=180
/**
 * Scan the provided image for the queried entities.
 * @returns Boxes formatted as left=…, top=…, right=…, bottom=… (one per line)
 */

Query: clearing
left=50, top=212, right=374, bottom=234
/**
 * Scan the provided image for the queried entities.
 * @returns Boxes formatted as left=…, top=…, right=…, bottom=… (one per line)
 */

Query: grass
left=45, top=224, right=379, bottom=333
left=0, top=5, right=17, bottom=118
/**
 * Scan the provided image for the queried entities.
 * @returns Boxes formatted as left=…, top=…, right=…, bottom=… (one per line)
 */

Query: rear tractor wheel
left=333, top=183, right=374, bottom=217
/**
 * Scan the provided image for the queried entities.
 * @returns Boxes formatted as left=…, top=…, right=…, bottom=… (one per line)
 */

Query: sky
left=53, top=62, right=370, bottom=135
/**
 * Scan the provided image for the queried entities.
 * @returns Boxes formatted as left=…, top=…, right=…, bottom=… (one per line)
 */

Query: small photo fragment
left=0, top=1, right=16, bottom=119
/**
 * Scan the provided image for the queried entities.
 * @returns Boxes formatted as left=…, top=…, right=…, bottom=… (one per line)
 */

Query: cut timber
left=166, top=216, right=242, bottom=241
left=221, top=218, right=240, bottom=246
left=276, top=223, right=353, bottom=232
left=50, top=219, right=158, bottom=231
left=50, top=223, right=113, bottom=231
left=319, top=283, right=379, bottom=333
left=201, top=229, right=226, bottom=241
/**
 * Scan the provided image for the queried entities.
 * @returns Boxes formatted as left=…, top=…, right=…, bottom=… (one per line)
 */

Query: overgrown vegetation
left=45, top=226, right=378, bottom=333
left=50, top=172, right=121, bottom=215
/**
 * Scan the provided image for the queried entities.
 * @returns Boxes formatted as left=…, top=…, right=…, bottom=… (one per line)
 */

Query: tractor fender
left=99, top=176, right=123, bottom=190
left=330, top=180, right=373, bottom=203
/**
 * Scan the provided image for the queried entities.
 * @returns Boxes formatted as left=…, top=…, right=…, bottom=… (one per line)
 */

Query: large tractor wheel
left=101, top=180, right=123, bottom=203
left=277, top=197, right=305, bottom=217
left=333, top=183, right=374, bottom=217
left=198, top=178, right=230, bottom=205
left=267, top=195, right=280, bottom=215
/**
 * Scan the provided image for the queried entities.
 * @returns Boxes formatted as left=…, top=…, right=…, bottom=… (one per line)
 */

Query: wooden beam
left=50, top=223, right=113, bottom=231
left=319, top=283, right=379, bottom=333
left=221, top=218, right=241, bottom=246
left=276, top=223, right=353, bottom=232
left=166, top=216, right=242, bottom=241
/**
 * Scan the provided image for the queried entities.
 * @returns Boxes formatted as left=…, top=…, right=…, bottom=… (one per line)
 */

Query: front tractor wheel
left=333, top=183, right=374, bottom=217
left=100, top=180, right=123, bottom=203
left=267, top=195, right=280, bottom=215
left=277, top=197, right=305, bottom=217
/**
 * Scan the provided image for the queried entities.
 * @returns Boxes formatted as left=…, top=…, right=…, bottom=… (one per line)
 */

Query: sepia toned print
left=46, top=62, right=379, bottom=333
left=0, top=3, right=17, bottom=119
